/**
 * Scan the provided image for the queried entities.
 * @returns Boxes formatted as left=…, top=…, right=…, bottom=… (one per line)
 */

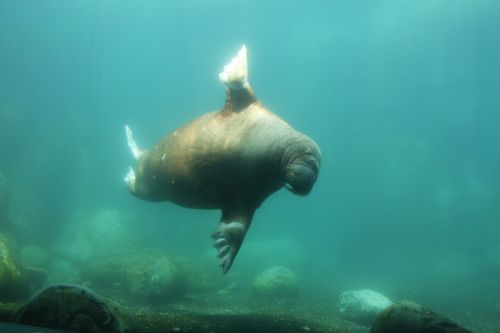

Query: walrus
left=125, top=45, right=321, bottom=273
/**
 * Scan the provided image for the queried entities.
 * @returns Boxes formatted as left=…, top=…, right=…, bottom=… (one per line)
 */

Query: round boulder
left=126, top=255, right=188, bottom=302
left=15, top=284, right=131, bottom=333
left=253, top=266, right=298, bottom=298
left=339, top=289, right=392, bottom=325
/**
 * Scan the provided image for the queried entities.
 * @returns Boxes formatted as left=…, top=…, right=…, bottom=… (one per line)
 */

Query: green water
left=0, top=1, right=499, bottom=332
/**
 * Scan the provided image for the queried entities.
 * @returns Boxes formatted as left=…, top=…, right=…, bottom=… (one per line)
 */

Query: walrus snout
left=125, top=164, right=148, bottom=198
left=125, top=167, right=144, bottom=198
left=285, top=156, right=319, bottom=196
left=126, top=162, right=172, bottom=202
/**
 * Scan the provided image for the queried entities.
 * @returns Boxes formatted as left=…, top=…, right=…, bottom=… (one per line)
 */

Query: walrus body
left=126, top=46, right=321, bottom=273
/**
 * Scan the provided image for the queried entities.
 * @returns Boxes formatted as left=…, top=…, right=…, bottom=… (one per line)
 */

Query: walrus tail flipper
left=212, top=208, right=255, bottom=274
left=219, top=45, right=257, bottom=112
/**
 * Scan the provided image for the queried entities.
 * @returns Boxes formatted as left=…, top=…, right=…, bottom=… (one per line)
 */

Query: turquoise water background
left=1, top=0, right=499, bottom=318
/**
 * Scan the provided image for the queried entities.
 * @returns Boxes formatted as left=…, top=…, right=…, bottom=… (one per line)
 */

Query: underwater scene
left=1, top=0, right=499, bottom=332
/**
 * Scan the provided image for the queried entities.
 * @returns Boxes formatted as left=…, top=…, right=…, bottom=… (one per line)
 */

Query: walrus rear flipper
left=219, top=45, right=249, bottom=89
left=212, top=207, right=255, bottom=274
left=219, top=45, right=257, bottom=112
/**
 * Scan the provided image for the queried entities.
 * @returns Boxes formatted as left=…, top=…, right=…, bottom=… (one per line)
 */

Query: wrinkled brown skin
left=128, top=84, right=321, bottom=273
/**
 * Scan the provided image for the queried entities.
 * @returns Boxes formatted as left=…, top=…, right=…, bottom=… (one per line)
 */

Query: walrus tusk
left=124, top=166, right=136, bottom=184
left=125, top=124, right=143, bottom=160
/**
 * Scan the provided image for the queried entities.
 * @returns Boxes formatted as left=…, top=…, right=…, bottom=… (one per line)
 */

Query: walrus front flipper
left=212, top=208, right=255, bottom=274
left=125, top=125, right=143, bottom=160
left=219, top=45, right=257, bottom=112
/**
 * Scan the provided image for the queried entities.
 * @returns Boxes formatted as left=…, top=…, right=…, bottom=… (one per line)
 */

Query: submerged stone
left=253, top=266, right=298, bottom=298
left=15, top=284, right=133, bottom=333
left=126, top=255, right=188, bottom=302
left=339, top=289, right=392, bottom=326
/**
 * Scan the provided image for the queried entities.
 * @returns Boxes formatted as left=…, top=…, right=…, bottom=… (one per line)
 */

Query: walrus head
left=283, top=139, right=321, bottom=196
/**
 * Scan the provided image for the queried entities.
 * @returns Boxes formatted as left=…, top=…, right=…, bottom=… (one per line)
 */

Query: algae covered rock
left=253, top=266, right=298, bottom=298
left=126, top=255, right=188, bottom=302
left=371, top=300, right=474, bottom=333
left=339, top=289, right=392, bottom=325
left=15, top=284, right=132, bottom=333
left=0, top=233, right=29, bottom=301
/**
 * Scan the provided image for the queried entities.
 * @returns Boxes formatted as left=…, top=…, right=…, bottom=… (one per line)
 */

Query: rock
left=20, top=245, right=49, bottom=268
left=370, top=300, right=474, bottom=333
left=0, top=233, right=29, bottom=301
left=15, top=284, right=133, bottom=333
left=339, top=289, right=392, bottom=325
left=83, top=254, right=188, bottom=303
left=126, top=255, right=188, bottom=302
left=253, top=266, right=298, bottom=298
